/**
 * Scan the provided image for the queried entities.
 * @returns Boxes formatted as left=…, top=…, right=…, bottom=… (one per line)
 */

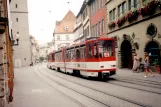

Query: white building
left=10, top=0, right=31, bottom=67
left=53, top=10, right=76, bottom=50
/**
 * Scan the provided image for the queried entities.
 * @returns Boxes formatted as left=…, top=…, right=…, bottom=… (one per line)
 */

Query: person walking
left=144, top=52, right=155, bottom=78
left=132, top=52, right=140, bottom=72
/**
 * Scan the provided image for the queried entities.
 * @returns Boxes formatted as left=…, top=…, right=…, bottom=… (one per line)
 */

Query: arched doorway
left=145, top=41, right=161, bottom=70
left=14, top=59, right=21, bottom=68
left=121, top=40, right=133, bottom=69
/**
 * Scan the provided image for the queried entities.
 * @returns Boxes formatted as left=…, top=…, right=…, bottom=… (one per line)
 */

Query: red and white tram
left=47, top=52, right=56, bottom=70
left=50, top=37, right=116, bottom=79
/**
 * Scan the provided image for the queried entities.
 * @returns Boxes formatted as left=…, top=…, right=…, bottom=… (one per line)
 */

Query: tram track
left=114, top=75, right=161, bottom=85
left=115, top=75, right=161, bottom=84
left=112, top=77, right=161, bottom=89
left=45, top=65, right=161, bottom=95
left=37, top=67, right=110, bottom=107
left=39, top=65, right=152, bottom=107
left=107, top=81, right=161, bottom=95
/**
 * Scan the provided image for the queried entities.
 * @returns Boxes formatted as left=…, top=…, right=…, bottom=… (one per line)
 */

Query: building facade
left=10, top=0, right=31, bottom=67
left=53, top=10, right=76, bottom=50
left=39, top=44, right=49, bottom=60
left=0, top=0, right=15, bottom=106
left=82, top=1, right=91, bottom=40
left=73, top=10, right=83, bottom=43
left=88, top=0, right=107, bottom=37
left=106, top=0, right=161, bottom=72
left=30, top=36, right=39, bottom=64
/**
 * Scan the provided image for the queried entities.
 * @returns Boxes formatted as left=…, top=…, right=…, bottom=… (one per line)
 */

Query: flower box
left=108, top=21, right=116, bottom=29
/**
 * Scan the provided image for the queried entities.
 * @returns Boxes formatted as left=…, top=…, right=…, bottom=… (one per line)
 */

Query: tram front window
left=99, top=40, right=114, bottom=58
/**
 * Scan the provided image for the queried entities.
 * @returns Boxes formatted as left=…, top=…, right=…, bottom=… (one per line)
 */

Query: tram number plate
left=102, top=71, right=110, bottom=73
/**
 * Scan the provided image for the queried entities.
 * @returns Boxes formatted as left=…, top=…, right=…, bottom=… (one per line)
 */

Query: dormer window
left=64, top=26, right=68, bottom=31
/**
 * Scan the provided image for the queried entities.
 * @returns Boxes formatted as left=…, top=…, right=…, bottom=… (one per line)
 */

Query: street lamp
left=12, top=32, right=20, bottom=46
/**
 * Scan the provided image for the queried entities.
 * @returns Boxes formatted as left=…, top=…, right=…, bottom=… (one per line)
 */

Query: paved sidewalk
left=115, top=69, right=161, bottom=82
left=9, top=66, right=82, bottom=107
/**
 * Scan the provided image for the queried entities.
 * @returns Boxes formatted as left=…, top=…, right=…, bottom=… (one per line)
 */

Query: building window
left=57, top=35, right=60, bottom=40
left=122, top=2, right=126, bottom=14
left=102, top=0, right=104, bottom=6
left=98, top=0, right=101, bottom=9
left=96, top=24, right=98, bottom=37
left=98, top=22, right=100, bottom=36
left=66, top=35, right=69, bottom=40
left=96, top=0, right=98, bottom=11
left=109, top=11, right=113, bottom=21
left=118, top=1, right=127, bottom=18
left=16, top=18, right=18, bottom=22
left=113, top=8, right=116, bottom=20
left=129, top=0, right=133, bottom=10
left=92, top=1, right=95, bottom=14
left=118, top=5, right=122, bottom=17
left=15, top=4, right=18, bottom=8
left=102, top=19, right=105, bottom=33
left=64, top=26, right=68, bottom=31
left=99, top=21, right=102, bottom=35
left=134, top=0, right=139, bottom=8
left=92, top=2, right=94, bottom=14
left=90, top=4, right=93, bottom=15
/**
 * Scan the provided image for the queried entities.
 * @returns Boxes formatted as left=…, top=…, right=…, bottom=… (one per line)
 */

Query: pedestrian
left=144, top=52, right=155, bottom=78
left=132, top=52, right=140, bottom=72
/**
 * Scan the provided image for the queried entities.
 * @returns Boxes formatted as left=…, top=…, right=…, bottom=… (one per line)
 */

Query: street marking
left=32, top=89, right=42, bottom=93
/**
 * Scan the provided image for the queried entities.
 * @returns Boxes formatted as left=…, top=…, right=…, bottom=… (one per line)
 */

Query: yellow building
left=106, top=0, right=161, bottom=73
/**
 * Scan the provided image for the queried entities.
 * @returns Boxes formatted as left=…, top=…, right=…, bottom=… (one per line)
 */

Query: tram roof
left=53, top=37, right=114, bottom=52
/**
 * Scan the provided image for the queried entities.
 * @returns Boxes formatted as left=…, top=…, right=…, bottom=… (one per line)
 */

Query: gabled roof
left=54, top=10, right=76, bottom=34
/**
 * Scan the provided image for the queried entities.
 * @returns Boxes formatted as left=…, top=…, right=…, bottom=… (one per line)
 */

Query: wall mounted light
left=12, top=32, right=20, bottom=46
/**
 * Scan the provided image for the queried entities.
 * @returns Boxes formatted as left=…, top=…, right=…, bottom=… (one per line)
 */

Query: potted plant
left=127, top=9, right=139, bottom=22
left=127, top=11, right=133, bottom=22
left=141, top=6, right=148, bottom=16
left=117, top=15, right=126, bottom=27
left=147, top=0, right=157, bottom=15
left=108, top=21, right=116, bottom=29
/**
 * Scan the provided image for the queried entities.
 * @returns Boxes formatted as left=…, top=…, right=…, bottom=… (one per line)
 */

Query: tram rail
left=38, top=65, right=152, bottom=107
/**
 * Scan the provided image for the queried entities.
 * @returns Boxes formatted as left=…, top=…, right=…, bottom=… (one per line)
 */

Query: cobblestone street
left=8, top=64, right=161, bottom=107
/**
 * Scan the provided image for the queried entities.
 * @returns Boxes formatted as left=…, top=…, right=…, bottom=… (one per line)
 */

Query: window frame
left=57, top=35, right=60, bottom=40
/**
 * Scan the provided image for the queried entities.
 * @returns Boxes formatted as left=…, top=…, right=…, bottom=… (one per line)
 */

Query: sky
left=28, top=0, right=84, bottom=45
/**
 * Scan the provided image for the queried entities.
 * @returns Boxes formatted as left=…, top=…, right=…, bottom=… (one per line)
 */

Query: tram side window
left=99, top=40, right=114, bottom=57
left=71, top=49, right=75, bottom=60
left=80, top=47, right=86, bottom=59
left=76, top=48, right=80, bottom=59
left=60, top=52, right=62, bottom=60
left=94, top=41, right=98, bottom=58
left=68, top=50, right=70, bottom=60
left=52, top=54, right=55, bottom=60
left=69, top=50, right=72, bottom=60
left=65, top=50, right=68, bottom=60
left=87, top=43, right=93, bottom=58
left=55, top=54, right=57, bottom=61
